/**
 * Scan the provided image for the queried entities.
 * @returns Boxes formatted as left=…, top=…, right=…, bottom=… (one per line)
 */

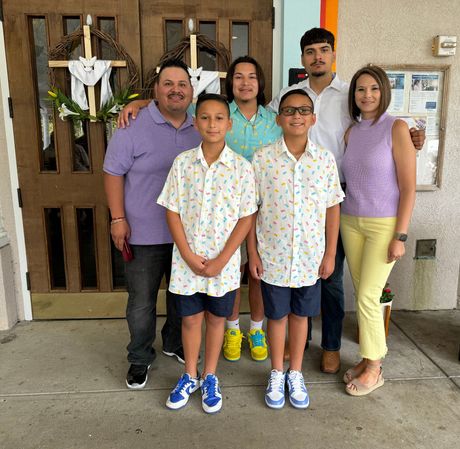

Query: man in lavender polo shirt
left=103, top=59, right=201, bottom=389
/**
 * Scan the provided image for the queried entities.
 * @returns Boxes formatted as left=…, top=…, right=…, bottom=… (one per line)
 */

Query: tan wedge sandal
left=345, top=368, right=384, bottom=396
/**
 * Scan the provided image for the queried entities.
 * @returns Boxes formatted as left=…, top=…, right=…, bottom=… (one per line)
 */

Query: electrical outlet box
left=432, top=36, right=457, bottom=56
left=415, top=239, right=436, bottom=259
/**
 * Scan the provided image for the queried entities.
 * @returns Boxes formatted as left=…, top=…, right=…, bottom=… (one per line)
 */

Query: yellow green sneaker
left=223, top=329, right=244, bottom=361
left=247, top=329, right=268, bottom=361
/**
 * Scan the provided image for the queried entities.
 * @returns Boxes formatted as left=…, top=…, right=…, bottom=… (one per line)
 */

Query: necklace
left=243, top=110, right=259, bottom=134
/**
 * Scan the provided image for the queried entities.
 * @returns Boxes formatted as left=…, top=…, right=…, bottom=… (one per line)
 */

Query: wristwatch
left=394, top=232, right=408, bottom=242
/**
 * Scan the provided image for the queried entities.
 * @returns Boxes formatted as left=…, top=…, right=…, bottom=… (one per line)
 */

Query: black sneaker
left=162, top=347, right=186, bottom=364
left=126, top=364, right=150, bottom=389
left=162, top=347, right=202, bottom=364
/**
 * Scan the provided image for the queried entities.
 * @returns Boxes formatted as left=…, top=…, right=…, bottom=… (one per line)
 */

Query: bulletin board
left=383, top=65, right=450, bottom=190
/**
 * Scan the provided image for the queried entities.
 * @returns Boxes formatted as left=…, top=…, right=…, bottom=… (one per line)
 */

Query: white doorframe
left=0, top=22, right=32, bottom=321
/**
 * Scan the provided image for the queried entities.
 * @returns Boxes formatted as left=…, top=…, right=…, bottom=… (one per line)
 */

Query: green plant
left=47, top=87, right=139, bottom=123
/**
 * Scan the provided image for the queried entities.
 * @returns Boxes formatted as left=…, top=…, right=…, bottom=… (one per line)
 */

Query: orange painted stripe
left=320, top=0, right=339, bottom=70
left=320, top=0, right=327, bottom=28
left=324, top=0, right=339, bottom=44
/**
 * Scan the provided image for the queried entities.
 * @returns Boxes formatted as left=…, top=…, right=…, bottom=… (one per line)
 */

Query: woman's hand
left=388, top=239, right=405, bottom=263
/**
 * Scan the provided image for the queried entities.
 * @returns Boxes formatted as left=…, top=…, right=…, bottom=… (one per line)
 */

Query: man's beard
left=310, top=70, right=327, bottom=77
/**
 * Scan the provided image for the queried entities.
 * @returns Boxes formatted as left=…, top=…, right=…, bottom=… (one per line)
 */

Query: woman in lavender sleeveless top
left=340, top=65, right=416, bottom=396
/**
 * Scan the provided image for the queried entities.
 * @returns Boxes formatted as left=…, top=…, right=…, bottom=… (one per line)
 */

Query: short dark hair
left=225, top=56, right=266, bottom=105
left=278, top=89, right=314, bottom=114
left=156, top=58, right=191, bottom=82
left=195, top=93, right=230, bottom=116
left=300, top=28, right=335, bottom=53
left=348, top=64, right=391, bottom=124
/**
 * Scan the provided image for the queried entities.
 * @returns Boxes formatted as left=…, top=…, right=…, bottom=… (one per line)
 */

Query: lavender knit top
left=341, top=112, right=399, bottom=217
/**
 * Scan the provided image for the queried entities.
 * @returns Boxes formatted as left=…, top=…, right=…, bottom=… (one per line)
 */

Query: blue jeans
left=125, top=244, right=182, bottom=365
left=320, top=232, right=346, bottom=351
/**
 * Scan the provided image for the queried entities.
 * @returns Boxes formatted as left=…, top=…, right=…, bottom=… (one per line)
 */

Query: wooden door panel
left=3, top=0, right=269, bottom=318
left=140, top=0, right=273, bottom=99
left=3, top=1, right=141, bottom=312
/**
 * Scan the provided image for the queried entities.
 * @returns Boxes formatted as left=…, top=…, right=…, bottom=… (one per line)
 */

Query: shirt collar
left=275, top=136, right=319, bottom=160
left=229, top=100, right=269, bottom=120
left=229, top=101, right=239, bottom=115
left=148, top=100, right=194, bottom=129
left=193, top=143, right=235, bottom=168
left=305, top=72, right=342, bottom=92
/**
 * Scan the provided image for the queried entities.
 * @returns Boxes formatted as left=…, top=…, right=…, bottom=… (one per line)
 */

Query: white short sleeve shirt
left=157, top=144, right=257, bottom=296
left=252, top=138, right=344, bottom=288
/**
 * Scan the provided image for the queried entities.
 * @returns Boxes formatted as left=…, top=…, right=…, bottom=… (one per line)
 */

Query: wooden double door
left=3, top=0, right=273, bottom=318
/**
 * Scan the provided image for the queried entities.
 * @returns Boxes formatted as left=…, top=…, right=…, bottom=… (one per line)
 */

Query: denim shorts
left=260, top=280, right=321, bottom=320
left=173, top=290, right=237, bottom=317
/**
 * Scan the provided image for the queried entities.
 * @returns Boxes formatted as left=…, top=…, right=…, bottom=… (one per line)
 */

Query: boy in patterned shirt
left=157, top=94, right=257, bottom=413
left=248, top=89, right=344, bottom=409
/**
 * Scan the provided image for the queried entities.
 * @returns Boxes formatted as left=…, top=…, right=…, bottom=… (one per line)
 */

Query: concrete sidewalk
left=0, top=310, right=459, bottom=449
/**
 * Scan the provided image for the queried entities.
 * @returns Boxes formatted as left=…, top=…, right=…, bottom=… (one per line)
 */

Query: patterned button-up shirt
left=226, top=101, right=282, bottom=162
left=252, top=138, right=344, bottom=288
left=157, top=144, right=257, bottom=296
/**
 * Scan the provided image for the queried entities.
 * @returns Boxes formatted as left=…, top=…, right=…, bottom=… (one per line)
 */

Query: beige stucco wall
left=337, top=0, right=460, bottom=310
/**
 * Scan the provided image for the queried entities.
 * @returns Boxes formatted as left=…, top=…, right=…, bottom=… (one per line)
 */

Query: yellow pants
left=340, top=214, right=397, bottom=360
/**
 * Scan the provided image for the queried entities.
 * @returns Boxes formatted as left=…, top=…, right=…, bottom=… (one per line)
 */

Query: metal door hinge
left=272, top=6, right=275, bottom=29
left=8, top=97, right=13, bottom=118
left=17, top=188, right=23, bottom=208
left=26, top=272, right=31, bottom=291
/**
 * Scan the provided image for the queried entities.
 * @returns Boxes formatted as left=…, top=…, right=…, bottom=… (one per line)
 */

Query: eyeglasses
left=279, top=106, right=314, bottom=116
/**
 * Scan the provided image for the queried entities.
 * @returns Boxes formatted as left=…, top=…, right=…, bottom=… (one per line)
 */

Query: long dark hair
left=225, top=56, right=266, bottom=105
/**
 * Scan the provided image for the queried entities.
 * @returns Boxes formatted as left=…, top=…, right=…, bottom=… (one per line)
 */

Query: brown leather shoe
left=320, top=350, right=341, bottom=374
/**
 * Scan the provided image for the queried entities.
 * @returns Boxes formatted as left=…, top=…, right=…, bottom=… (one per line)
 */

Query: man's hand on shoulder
left=409, top=127, right=425, bottom=151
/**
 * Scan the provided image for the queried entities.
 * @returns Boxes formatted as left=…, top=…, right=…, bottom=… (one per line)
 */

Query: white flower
left=107, top=104, right=123, bottom=114
left=58, top=103, right=80, bottom=120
